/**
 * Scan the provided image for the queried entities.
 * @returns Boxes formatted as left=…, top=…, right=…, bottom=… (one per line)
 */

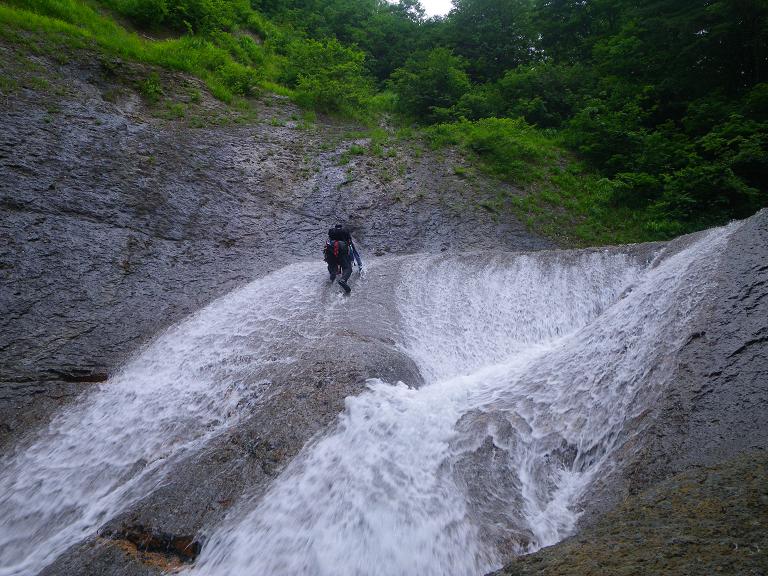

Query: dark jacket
left=328, top=227, right=352, bottom=243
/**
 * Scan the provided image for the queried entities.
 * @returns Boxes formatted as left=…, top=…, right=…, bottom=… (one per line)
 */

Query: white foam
left=1, top=224, right=737, bottom=576
left=0, top=263, right=334, bottom=576
left=188, top=224, right=736, bottom=576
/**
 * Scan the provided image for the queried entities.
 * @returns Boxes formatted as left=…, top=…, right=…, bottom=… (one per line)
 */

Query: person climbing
left=324, top=223, right=362, bottom=293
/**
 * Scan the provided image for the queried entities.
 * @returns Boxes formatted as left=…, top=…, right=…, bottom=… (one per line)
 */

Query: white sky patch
left=420, top=0, right=452, bottom=17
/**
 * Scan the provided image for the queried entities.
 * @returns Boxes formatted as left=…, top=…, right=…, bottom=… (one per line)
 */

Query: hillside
left=4, top=0, right=764, bottom=244
left=0, top=35, right=554, bottom=449
left=0, top=1, right=767, bottom=575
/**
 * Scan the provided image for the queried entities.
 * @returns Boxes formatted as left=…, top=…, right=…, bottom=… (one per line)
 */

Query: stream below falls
left=0, top=222, right=738, bottom=576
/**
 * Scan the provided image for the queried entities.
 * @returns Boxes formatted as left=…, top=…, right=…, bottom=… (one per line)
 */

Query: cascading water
left=0, top=222, right=738, bottom=576
left=0, top=264, right=348, bottom=576
left=188, top=224, right=734, bottom=576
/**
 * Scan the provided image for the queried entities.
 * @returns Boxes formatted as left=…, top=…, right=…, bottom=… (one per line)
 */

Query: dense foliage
left=1, top=0, right=766, bottom=241
left=388, top=0, right=768, bottom=237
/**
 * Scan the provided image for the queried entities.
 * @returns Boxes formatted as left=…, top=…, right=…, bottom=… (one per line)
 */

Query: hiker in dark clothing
left=324, top=224, right=357, bottom=293
left=329, top=224, right=363, bottom=269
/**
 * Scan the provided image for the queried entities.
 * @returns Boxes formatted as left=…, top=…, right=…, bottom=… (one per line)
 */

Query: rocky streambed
left=1, top=40, right=767, bottom=576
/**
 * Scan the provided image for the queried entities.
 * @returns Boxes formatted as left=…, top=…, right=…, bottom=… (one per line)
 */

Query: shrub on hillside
left=389, top=48, right=471, bottom=123
left=427, top=118, right=554, bottom=184
left=282, top=37, right=373, bottom=113
left=101, top=0, right=250, bottom=33
left=496, top=64, right=586, bottom=128
left=216, top=60, right=259, bottom=96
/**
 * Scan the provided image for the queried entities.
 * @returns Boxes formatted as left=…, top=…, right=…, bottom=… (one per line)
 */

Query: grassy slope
left=0, top=0, right=286, bottom=103
left=425, top=118, right=652, bottom=246
left=0, top=0, right=666, bottom=247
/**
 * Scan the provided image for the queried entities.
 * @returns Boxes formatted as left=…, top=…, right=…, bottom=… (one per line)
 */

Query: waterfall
left=188, top=225, right=734, bottom=576
left=0, top=222, right=737, bottom=576
left=0, top=264, right=342, bottom=576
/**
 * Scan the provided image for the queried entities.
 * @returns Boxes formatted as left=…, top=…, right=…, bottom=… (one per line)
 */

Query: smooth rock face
left=0, top=43, right=553, bottom=451
left=490, top=210, right=768, bottom=576
left=0, top=43, right=551, bottom=575
left=578, top=209, right=768, bottom=527
left=494, top=451, right=768, bottom=576
left=35, top=258, right=425, bottom=576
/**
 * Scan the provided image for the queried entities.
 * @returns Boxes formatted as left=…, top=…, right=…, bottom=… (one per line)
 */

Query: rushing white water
left=0, top=264, right=349, bottom=576
left=188, top=225, right=734, bottom=576
left=0, top=223, right=737, bottom=576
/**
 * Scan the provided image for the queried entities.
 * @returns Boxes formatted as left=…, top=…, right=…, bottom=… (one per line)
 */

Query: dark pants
left=328, top=255, right=352, bottom=282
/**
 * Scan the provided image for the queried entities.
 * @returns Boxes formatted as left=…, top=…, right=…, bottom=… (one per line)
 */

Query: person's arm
left=351, top=242, right=363, bottom=268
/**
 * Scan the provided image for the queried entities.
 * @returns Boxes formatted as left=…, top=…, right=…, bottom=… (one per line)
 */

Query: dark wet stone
left=579, top=209, right=768, bottom=527
left=490, top=451, right=768, bottom=576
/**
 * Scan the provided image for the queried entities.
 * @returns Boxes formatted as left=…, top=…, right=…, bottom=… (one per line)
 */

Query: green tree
left=535, top=0, right=622, bottom=62
left=446, top=0, right=538, bottom=81
left=356, top=0, right=427, bottom=82
left=390, top=47, right=471, bottom=121
left=283, top=37, right=374, bottom=113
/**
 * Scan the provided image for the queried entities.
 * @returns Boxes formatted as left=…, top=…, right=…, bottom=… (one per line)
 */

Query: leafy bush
left=101, top=0, right=251, bottom=33
left=650, top=162, right=758, bottom=234
left=449, top=83, right=505, bottom=121
left=138, top=71, right=163, bottom=101
left=495, top=64, right=585, bottom=128
left=118, top=0, right=168, bottom=28
left=564, top=99, right=648, bottom=175
left=427, top=118, right=554, bottom=184
left=282, top=37, right=373, bottom=114
left=390, top=48, right=471, bottom=123
left=209, top=31, right=264, bottom=67
left=215, top=60, right=258, bottom=96
left=610, top=172, right=662, bottom=208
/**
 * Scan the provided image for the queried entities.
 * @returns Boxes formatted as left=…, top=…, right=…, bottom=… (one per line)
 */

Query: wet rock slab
left=492, top=451, right=768, bottom=576
left=490, top=211, right=768, bottom=576
left=0, top=42, right=553, bottom=451
left=579, top=209, right=768, bottom=526
left=38, top=261, right=425, bottom=575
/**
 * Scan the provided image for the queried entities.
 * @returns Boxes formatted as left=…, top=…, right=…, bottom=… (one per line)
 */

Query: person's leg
left=327, top=261, right=337, bottom=281
left=337, top=256, right=353, bottom=293
left=340, top=257, right=353, bottom=282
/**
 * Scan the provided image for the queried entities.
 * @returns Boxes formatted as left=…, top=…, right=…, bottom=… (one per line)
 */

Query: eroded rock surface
left=488, top=211, right=768, bottom=576
left=0, top=41, right=552, bottom=450
left=3, top=39, right=767, bottom=576
left=494, top=451, right=768, bottom=576
left=39, top=257, right=424, bottom=576
left=579, top=209, right=768, bottom=526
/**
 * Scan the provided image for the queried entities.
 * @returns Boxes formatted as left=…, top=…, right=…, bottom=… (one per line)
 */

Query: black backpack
left=324, top=239, right=349, bottom=261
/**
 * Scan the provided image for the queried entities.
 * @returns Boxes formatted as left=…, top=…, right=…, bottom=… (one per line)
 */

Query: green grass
left=155, top=100, right=185, bottom=119
left=425, top=117, right=669, bottom=246
left=338, top=143, right=366, bottom=165
left=510, top=169, right=652, bottom=246
left=427, top=118, right=555, bottom=185
left=0, top=73, right=20, bottom=93
left=0, top=0, right=273, bottom=102
left=0, top=0, right=391, bottom=117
